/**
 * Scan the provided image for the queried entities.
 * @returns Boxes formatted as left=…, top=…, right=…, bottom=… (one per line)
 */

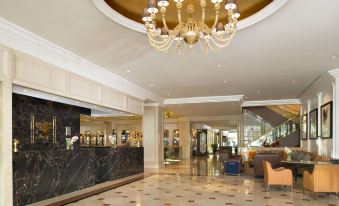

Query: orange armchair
left=303, top=164, right=339, bottom=194
left=263, top=161, right=293, bottom=191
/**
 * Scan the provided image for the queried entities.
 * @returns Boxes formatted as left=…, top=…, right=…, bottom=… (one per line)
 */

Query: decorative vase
left=66, top=141, right=73, bottom=150
left=287, top=153, right=291, bottom=161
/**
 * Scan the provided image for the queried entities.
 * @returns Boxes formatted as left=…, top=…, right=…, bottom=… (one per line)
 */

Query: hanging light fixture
left=142, top=0, right=240, bottom=53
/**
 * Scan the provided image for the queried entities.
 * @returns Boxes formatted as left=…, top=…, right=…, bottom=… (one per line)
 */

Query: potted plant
left=211, top=143, right=218, bottom=155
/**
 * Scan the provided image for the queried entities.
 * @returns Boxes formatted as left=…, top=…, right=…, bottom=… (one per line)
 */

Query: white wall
left=299, top=73, right=334, bottom=158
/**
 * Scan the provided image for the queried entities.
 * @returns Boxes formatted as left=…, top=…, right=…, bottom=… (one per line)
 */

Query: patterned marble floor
left=67, top=156, right=338, bottom=206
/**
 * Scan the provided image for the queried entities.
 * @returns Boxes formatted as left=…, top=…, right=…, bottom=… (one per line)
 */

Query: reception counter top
left=13, top=147, right=144, bottom=206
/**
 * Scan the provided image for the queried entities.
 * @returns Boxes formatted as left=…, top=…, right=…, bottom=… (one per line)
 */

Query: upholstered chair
left=303, top=164, right=339, bottom=194
left=263, top=161, right=293, bottom=191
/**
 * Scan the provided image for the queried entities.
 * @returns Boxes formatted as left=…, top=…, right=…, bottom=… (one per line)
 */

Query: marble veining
left=13, top=147, right=144, bottom=206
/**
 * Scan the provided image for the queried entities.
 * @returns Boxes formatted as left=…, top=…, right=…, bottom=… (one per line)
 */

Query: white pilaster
left=307, top=100, right=311, bottom=152
left=0, top=46, right=13, bottom=206
left=300, top=105, right=303, bottom=147
left=333, top=82, right=339, bottom=158
left=143, top=105, right=164, bottom=169
left=317, top=92, right=322, bottom=137
left=178, top=119, right=191, bottom=160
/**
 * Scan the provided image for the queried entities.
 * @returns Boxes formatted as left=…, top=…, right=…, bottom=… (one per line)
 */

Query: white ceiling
left=1, top=0, right=339, bottom=117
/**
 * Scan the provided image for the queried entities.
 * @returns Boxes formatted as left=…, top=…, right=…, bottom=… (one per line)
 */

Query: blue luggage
left=224, top=160, right=240, bottom=176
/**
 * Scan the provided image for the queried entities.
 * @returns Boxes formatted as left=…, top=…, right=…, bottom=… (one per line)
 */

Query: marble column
left=117, top=129, right=122, bottom=145
left=179, top=119, right=191, bottom=160
left=0, top=46, right=13, bottom=206
left=104, top=121, right=113, bottom=146
left=143, top=105, right=164, bottom=169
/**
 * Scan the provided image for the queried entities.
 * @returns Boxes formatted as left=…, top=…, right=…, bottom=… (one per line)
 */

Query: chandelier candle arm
left=160, top=7, right=171, bottom=33
left=200, top=0, right=206, bottom=24
left=211, top=3, right=220, bottom=30
left=176, top=2, right=183, bottom=24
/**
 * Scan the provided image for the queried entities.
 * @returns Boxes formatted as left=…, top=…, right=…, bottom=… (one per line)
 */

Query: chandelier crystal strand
left=142, top=0, right=240, bottom=53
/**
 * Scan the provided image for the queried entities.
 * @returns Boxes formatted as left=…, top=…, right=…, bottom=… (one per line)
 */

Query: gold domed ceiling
left=104, top=0, right=273, bottom=28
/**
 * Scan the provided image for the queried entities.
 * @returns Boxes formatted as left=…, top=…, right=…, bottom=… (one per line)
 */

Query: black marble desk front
left=13, top=147, right=144, bottom=206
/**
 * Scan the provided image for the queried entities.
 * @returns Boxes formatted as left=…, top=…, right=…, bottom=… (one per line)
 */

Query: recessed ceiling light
left=22, top=89, right=28, bottom=92
left=150, top=83, right=155, bottom=87
left=126, top=70, right=131, bottom=73
left=167, top=93, right=171, bottom=97
left=93, top=106, right=97, bottom=108
left=292, top=80, right=296, bottom=84
left=330, top=55, right=337, bottom=59
left=190, top=110, right=193, bottom=113
left=257, top=91, right=261, bottom=94
left=216, top=64, right=222, bottom=68
left=52, top=96, right=58, bottom=99
left=75, top=101, right=80, bottom=104
left=223, top=80, right=228, bottom=84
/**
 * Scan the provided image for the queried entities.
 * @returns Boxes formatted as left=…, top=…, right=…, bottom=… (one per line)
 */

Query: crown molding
left=163, top=95, right=244, bottom=105
left=0, top=18, right=163, bottom=103
left=242, top=99, right=301, bottom=107
left=91, top=0, right=288, bottom=34
left=328, top=68, right=339, bottom=78
left=91, top=0, right=146, bottom=33
left=180, top=115, right=241, bottom=122
left=144, top=103, right=161, bottom=107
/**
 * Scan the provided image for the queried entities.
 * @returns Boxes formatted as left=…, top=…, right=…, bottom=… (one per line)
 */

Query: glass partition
left=248, top=116, right=299, bottom=147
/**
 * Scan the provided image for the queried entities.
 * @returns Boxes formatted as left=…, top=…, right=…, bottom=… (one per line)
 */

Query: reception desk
left=13, top=147, right=144, bottom=206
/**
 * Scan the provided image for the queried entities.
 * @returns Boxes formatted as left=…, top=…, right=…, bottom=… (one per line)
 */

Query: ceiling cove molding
left=144, top=103, right=161, bottom=107
left=242, top=99, right=301, bottom=107
left=181, top=115, right=242, bottom=122
left=91, top=0, right=288, bottom=34
left=0, top=18, right=163, bottom=103
left=328, top=68, right=339, bottom=78
left=164, top=95, right=244, bottom=105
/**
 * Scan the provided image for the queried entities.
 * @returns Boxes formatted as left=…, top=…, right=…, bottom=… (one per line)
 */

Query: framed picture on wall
left=301, top=114, right=308, bottom=140
left=309, top=109, right=318, bottom=139
left=321, top=101, right=332, bottom=139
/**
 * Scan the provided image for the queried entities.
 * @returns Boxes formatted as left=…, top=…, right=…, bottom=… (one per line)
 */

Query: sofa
left=253, top=153, right=281, bottom=177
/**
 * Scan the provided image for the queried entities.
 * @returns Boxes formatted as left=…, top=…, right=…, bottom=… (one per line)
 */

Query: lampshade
left=157, top=0, right=169, bottom=7
left=142, top=8, right=152, bottom=22
left=216, top=22, right=225, bottom=34
left=147, top=0, right=159, bottom=14
left=225, top=0, right=237, bottom=10
left=232, top=7, right=240, bottom=19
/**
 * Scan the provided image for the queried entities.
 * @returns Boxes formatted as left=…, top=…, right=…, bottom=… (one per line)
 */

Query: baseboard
left=28, top=173, right=151, bottom=206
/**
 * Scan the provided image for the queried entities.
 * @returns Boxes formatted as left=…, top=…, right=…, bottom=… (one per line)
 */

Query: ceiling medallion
left=142, top=0, right=240, bottom=53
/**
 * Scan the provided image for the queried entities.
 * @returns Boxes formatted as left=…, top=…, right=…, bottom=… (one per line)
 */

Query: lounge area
left=1, top=0, right=339, bottom=206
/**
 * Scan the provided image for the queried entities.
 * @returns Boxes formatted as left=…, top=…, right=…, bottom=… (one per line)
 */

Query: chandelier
left=142, top=0, right=240, bottom=53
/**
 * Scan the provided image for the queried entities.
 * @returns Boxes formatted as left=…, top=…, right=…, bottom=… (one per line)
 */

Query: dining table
left=280, top=160, right=332, bottom=181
